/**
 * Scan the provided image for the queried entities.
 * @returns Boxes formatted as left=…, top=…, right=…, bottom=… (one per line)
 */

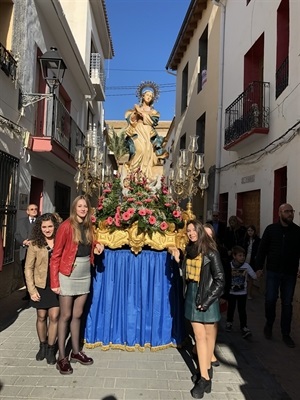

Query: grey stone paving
left=0, top=287, right=298, bottom=400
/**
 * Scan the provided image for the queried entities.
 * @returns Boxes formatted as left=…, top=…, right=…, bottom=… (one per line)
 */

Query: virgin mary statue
left=123, top=81, right=168, bottom=182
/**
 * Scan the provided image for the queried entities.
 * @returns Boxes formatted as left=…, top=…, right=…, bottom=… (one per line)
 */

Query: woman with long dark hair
left=170, top=220, right=224, bottom=399
left=24, top=213, right=60, bottom=364
left=50, top=196, right=104, bottom=375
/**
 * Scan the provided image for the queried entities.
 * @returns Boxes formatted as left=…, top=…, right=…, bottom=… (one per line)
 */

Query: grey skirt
left=59, top=256, right=91, bottom=296
left=184, top=282, right=221, bottom=323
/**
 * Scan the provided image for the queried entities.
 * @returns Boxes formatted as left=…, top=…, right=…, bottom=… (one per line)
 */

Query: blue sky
left=104, top=0, right=190, bottom=121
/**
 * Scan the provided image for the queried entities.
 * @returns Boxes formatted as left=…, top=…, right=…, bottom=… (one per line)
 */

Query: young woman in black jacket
left=170, top=220, right=224, bottom=399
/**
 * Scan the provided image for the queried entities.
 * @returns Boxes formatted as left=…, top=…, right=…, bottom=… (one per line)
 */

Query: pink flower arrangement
left=95, top=171, right=183, bottom=235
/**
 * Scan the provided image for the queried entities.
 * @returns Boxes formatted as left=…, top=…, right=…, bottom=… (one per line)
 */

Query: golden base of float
left=95, top=202, right=195, bottom=254
left=95, top=221, right=188, bottom=254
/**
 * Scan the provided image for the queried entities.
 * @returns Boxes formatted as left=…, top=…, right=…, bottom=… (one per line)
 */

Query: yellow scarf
left=186, top=254, right=202, bottom=282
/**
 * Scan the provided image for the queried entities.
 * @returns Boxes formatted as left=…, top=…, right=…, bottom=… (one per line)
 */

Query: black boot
left=46, top=344, right=57, bottom=365
left=191, top=377, right=212, bottom=399
left=191, top=368, right=213, bottom=383
left=36, top=341, right=47, bottom=361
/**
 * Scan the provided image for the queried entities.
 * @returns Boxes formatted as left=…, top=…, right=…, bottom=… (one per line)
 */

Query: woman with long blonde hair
left=50, top=196, right=104, bottom=375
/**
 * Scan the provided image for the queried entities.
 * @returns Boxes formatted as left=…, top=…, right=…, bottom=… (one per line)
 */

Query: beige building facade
left=0, top=0, right=113, bottom=297
left=166, top=0, right=222, bottom=221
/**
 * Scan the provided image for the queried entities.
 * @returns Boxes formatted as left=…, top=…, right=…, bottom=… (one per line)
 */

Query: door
left=236, top=190, right=261, bottom=235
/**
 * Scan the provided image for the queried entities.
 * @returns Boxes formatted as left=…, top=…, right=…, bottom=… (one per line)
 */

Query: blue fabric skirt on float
left=84, top=248, right=184, bottom=351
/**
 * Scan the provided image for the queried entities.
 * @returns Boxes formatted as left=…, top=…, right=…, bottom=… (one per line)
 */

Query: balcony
left=0, top=42, right=17, bottom=81
left=90, top=53, right=105, bottom=101
left=224, top=81, right=270, bottom=150
left=30, top=95, right=85, bottom=169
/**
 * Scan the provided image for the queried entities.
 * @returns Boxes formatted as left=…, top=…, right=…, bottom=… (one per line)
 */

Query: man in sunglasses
left=256, top=203, right=300, bottom=348
left=15, top=203, right=39, bottom=300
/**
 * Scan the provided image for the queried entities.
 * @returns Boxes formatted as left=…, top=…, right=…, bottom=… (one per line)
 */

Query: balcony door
left=244, top=34, right=264, bottom=115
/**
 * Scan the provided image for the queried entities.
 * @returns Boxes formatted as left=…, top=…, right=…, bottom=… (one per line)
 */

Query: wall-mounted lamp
left=21, top=47, right=67, bottom=108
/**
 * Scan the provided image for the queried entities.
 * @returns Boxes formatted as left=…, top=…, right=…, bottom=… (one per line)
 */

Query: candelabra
left=169, top=136, right=209, bottom=204
left=74, top=124, right=111, bottom=196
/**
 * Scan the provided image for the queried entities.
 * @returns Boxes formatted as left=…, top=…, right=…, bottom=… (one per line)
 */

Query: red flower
left=106, top=216, right=114, bottom=225
left=144, top=198, right=152, bottom=203
left=128, top=208, right=135, bottom=215
left=164, top=203, right=172, bottom=207
left=122, top=211, right=131, bottom=221
left=160, top=221, right=168, bottom=231
left=138, top=209, right=147, bottom=216
left=173, top=210, right=181, bottom=218
left=146, top=209, right=153, bottom=215
left=97, top=205, right=103, bottom=210
left=148, top=216, right=156, bottom=225
left=127, top=197, right=135, bottom=202
left=114, top=216, right=121, bottom=227
left=91, top=215, right=96, bottom=223
left=162, top=187, right=169, bottom=194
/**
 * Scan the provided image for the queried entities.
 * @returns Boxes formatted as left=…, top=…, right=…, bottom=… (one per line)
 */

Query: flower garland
left=95, top=171, right=183, bottom=235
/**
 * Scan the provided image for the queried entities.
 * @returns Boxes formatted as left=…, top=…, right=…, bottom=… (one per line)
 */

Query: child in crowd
left=226, top=245, right=262, bottom=338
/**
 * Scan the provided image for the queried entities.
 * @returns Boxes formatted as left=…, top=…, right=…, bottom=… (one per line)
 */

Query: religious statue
left=123, top=81, right=168, bottom=182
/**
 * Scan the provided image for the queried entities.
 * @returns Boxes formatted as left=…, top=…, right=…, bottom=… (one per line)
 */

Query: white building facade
left=218, top=0, right=300, bottom=234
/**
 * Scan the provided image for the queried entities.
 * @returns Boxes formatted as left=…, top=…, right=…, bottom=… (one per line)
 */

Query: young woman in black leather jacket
left=170, top=220, right=225, bottom=399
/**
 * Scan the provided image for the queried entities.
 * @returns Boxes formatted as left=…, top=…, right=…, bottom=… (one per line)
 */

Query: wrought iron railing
left=89, top=53, right=105, bottom=88
left=225, top=81, right=270, bottom=147
left=275, top=56, right=289, bottom=98
left=45, top=95, right=85, bottom=156
left=0, top=42, right=17, bottom=81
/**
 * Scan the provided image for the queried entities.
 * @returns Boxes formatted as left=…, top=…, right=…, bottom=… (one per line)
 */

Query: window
left=196, top=113, right=206, bottom=154
left=276, top=0, right=289, bottom=98
left=180, top=133, right=186, bottom=150
left=198, top=26, right=208, bottom=93
left=0, top=150, right=19, bottom=264
left=181, top=63, right=188, bottom=114
left=273, top=167, right=287, bottom=222
left=54, top=182, right=71, bottom=221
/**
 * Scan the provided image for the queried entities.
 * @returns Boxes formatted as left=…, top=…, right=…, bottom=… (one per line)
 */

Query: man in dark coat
left=256, top=203, right=300, bottom=348
left=206, top=211, right=227, bottom=245
left=15, top=203, right=38, bottom=299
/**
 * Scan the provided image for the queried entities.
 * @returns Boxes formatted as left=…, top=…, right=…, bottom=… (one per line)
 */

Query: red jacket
left=50, top=219, right=96, bottom=289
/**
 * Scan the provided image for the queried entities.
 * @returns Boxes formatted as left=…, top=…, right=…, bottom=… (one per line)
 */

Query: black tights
left=57, top=294, right=88, bottom=360
left=36, top=307, right=59, bottom=345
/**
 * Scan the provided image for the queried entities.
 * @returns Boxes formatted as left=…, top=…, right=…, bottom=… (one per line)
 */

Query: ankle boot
left=36, top=341, right=47, bottom=361
left=191, top=377, right=212, bottom=399
left=46, top=344, right=57, bottom=365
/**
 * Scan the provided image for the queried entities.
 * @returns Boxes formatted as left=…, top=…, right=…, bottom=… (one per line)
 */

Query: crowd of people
left=7, top=199, right=299, bottom=398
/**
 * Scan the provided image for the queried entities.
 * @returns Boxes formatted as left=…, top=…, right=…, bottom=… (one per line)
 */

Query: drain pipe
left=212, top=0, right=226, bottom=211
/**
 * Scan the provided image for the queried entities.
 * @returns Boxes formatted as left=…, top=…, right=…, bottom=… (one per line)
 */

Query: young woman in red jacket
left=50, top=195, right=104, bottom=375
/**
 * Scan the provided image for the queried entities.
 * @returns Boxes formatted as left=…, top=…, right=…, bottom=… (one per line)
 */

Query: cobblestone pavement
left=0, top=286, right=299, bottom=400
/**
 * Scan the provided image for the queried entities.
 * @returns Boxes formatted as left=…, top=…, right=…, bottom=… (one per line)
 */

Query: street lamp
left=21, top=47, right=67, bottom=108
left=39, top=47, right=67, bottom=93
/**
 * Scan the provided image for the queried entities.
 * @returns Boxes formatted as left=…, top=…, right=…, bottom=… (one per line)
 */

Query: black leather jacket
left=190, top=251, right=225, bottom=311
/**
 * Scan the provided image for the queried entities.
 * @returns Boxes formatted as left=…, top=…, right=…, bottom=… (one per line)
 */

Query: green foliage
left=106, top=127, right=128, bottom=162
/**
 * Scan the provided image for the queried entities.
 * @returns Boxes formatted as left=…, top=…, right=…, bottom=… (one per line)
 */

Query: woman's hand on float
left=168, top=247, right=180, bottom=263
left=94, top=243, right=104, bottom=255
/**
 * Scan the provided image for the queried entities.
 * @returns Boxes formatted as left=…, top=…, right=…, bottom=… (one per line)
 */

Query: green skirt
left=184, top=282, right=221, bottom=323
